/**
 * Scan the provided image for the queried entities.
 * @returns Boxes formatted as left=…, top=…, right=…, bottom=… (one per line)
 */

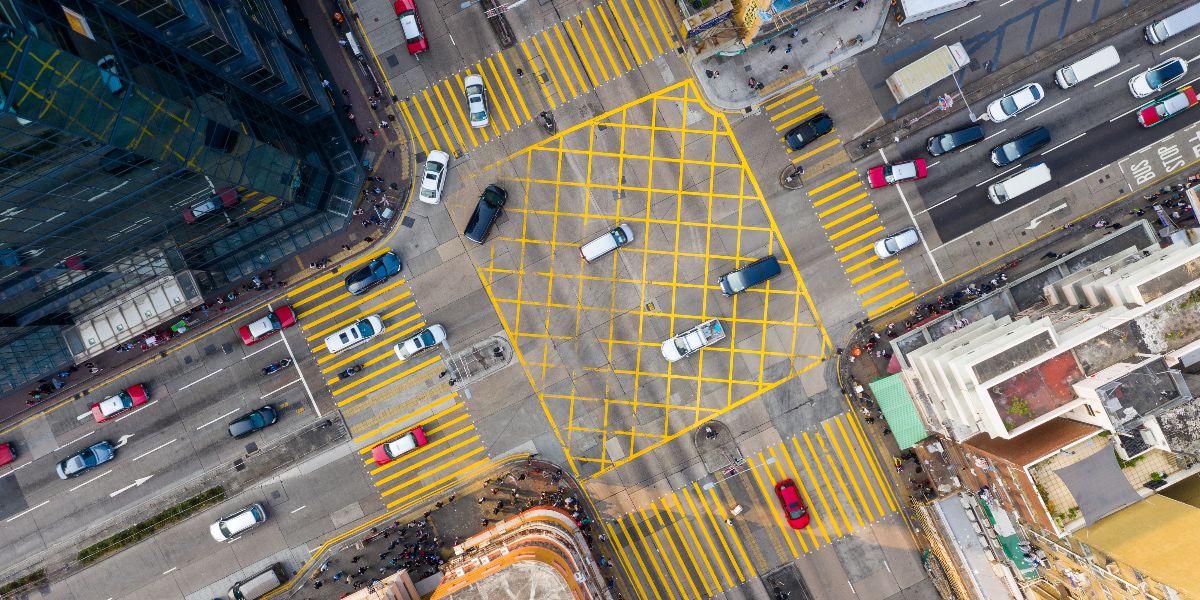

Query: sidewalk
left=692, top=0, right=890, bottom=111
left=0, top=0, right=414, bottom=430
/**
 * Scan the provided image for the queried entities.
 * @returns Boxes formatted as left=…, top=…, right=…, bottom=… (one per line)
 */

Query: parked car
left=394, top=325, right=447, bottom=361
left=419, top=150, right=449, bottom=204
left=56, top=441, right=115, bottom=479
left=90, top=383, right=149, bottom=423
left=238, top=306, right=297, bottom=345
left=1129, top=57, right=1187, bottom=98
left=989, top=126, right=1051, bottom=167
left=182, top=189, right=240, bottom=223
left=985, top=83, right=1044, bottom=122
left=867, top=159, right=927, bottom=188
left=464, top=184, right=507, bottom=243
left=371, top=427, right=428, bottom=465
left=0, top=442, right=15, bottom=467
left=1137, top=86, right=1199, bottom=127
left=774, top=479, right=810, bottom=529
left=873, top=227, right=920, bottom=259
left=393, top=0, right=428, bottom=55
left=464, top=74, right=489, bottom=128
left=783, top=113, right=833, bottom=150
left=345, top=251, right=402, bottom=295
left=210, top=503, right=267, bottom=542
left=925, top=124, right=985, bottom=156
left=325, top=315, right=385, bottom=353
left=227, top=405, right=278, bottom=438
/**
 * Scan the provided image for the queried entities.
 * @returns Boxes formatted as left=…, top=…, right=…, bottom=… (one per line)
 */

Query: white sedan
left=464, top=75, right=489, bottom=128
left=419, top=150, right=449, bottom=204
left=985, top=83, right=1044, bottom=122
left=393, top=324, right=447, bottom=361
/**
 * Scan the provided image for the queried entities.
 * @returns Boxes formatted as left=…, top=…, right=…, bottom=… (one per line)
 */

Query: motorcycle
left=261, top=357, right=292, bottom=376
left=337, top=364, right=364, bottom=379
left=538, top=111, right=555, bottom=133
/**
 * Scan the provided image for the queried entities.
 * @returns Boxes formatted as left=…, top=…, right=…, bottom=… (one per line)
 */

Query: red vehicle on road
left=867, top=159, right=927, bottom=189
left=774, top=479, right=810, bottom=529
left=238, top=305, right=297, bottom=345
left=90, top=383, right=149, bottom=423
left=394, top=0, right=428, bottom=55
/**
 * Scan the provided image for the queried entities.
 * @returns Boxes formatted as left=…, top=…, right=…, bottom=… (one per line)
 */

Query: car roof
left=223, top=508, right=260, bottom=532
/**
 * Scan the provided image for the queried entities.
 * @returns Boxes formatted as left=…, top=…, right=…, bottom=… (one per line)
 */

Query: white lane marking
left=68, top=469, right=112, bottom=492
left=1163, top=32, right=1200, bottom=56
left=115, top=400, right=158, bottom=422
left=274, top=304, right=319, bottom=417
left=927, top=160, right=941, bottom=168
left=228, top=536, right=242, bottom=544
left=934, top=15, right=980, bottom=40
left=243, top=338, right=284, bottom=360
left=919, top=194, right=958, bottom=216
left=291, top=505, right=308, bottom=514
left=1093, top=64, right=1141, bottom=88
left=892, top=183, right=946, bottom=284
left=178, top=368, right=224, bottom=392
left=4, top=500, right=50, bottom=523
left=197, top=408, right=241, bottom=431
left=162, top=567, right=178, bottom=576
left=54, top=430, right=95, bottom=452
left=1, top=462, right=30, bottom=478
left=1109, top=101, right=1147, bottom=123
left=999, top=0, right=1014, bottom=5
left=76, top=410, right=92, bottom=421
left=975, top=164, right=1023, bottom=187
left=132, top=438, right=177, bottom=462
left=983, top=128, right=1008, bottom=141
left=1024, top=97, right=1070, bottom=121
left=1039, top=132, right=1088, bottom=156
left=262, top=378, right=301, bottom=399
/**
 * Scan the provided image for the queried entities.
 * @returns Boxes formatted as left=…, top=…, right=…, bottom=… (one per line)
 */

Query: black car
left=926, top=124, right=985, bottom=156
left=464, top=184, right=507, bottom=244
left=228, top=405, right=278, bottom=438
left=990, top=126, right=1051, bottom=167
left=344, top=251, right=402, bottom=295
left=783, top=113, right=833, bottom=150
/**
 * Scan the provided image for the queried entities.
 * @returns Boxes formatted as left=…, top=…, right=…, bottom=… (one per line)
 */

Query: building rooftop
left=986, top=351, right=1084, bottom=431
left=964, top=418, right=1097, bottom=466
left=1076, top=494, right=1200, bottom=598
left=437, top=558, right=576, bottom=600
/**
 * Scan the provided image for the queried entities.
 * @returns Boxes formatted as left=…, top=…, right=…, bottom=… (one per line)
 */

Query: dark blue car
left=344, top=251, right=402, bottom=295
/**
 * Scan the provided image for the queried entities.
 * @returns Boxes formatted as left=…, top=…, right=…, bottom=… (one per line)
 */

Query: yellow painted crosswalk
left=395, top=0, right=676, bottom=157
left=605, top=413, right=899, bottom=598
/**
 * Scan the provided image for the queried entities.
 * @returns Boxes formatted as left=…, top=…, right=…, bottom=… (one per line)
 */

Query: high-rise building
left=0, top=0, right=358, bottom=391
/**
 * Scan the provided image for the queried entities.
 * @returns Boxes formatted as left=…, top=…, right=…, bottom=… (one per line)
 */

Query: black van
left=990, top=127, right=1051, bottom=167
left=719, top=255, right=781, bottom=296
left=925, top=124, right=985, bottom=156
left=464, top=184, right=507, bottom=244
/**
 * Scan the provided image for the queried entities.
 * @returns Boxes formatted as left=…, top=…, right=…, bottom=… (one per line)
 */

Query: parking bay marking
left=197, top=408, right=242, bottom=430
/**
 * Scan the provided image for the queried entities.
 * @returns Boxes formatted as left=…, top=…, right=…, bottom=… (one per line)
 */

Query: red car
left=867, top=158, right=927, bottom=189
left=0, top=442, right=14, bottom=467
left=182, top=188, right=240, bottom=223
left=393, top=0, right=428, bottom=55
left=238, top=305, right=297, bottom=345
left=1137, top=86, right=1199, bottom=127
left=774, top=479, right=810, bottom=529
left=90, top=383, right=149, bottom=423
left=371, top=427, right=428, bottom=465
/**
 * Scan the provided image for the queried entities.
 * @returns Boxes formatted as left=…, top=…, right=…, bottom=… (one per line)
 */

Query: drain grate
left=233, top=458, right=245, bottom=471
left=402, top=216, right=416, bottom=228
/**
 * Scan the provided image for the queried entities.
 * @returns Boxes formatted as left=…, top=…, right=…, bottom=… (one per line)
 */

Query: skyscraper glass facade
left=0, top=0, right=358, bottom=391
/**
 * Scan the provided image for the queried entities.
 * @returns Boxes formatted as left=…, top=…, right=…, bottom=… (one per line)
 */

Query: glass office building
left=0, top=0, right=359, bottom=392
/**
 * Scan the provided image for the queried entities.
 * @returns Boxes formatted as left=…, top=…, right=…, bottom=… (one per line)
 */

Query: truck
left=892, top=0, right=976, bottom=25
left=661, top=319, right=726, bottom=362
left=885, top=42, right=971, bottom=103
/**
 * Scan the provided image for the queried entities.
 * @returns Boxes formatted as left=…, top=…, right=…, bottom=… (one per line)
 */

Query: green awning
left=869, top=374, right=928, bottom=449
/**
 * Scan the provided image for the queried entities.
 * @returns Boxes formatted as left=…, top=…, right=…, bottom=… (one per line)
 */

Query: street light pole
left=948, top=65, right=976, bottom=122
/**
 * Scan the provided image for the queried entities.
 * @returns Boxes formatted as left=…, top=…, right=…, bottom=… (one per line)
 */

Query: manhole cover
left=222, top=342, right=233, bottom=354
left=184, top=355, right=193, bottom=364
left=402, top=216, right=416, bottom=228
left=204, top=344, right=217, bottom=356
left=245, top=442, right=258, bottom=454
left=271, top=490, right=281, bottom=499
left=234, top=458, right=245, bottom=471
left=801, top=37, right=808, bottom=45
left=386, top=54, right=399, bottom=68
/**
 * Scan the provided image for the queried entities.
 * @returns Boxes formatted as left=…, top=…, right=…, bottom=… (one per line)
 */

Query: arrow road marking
left=1026, top=202, right=1070, bottom=230
left=110, top=475, right=154, bottom=498
left=113, top=434, right=134, bottom=448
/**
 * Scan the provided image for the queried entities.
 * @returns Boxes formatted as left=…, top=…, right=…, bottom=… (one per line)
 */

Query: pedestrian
left=767, top=44, right=777, bottom=53
left=380, top=120, right=390, bottom=129
left=747, top=77, right=757, bottom=89
left=1092, top=219, right=1109, bottom=228
left=779, top=64, right=790, bottom=72
left=351, top=555, right=362, bottom=563
left=369, top=128, right=378, bottom=137
left=342, top=89, right=350, bottom=97
left=478, top=497, right=486, bottom=504
left=713, top=70, right=720, bottom=78
left=705, top=69, right=714, bottom=79
left=321, top=79, right=332, bottom=90
left=785, top=43, right=793, bottom=53
left=347, top=112, right=355, bottom=121
left=1061, top=223, right=1075, bottom=230
left=516, top=68, right=524, bottom=77
left=1107, top=222, right=1123, bottom=230
left=369, top=98, right=379, bottom=110
left=756, top=82, right=764, bottom=90
left=790, top=28, right=799, bottom=37
left=338, top=39, right=348, bottom=47
left=387, top=148, right=396, bottom=157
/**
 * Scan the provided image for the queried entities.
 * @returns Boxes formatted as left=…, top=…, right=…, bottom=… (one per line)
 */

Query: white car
left=874, top=227, right=920, bottom=258
left=324, top=315, right=385, bottom=353
left=985, top=83, right=1044, bottom=122
left=210, top=504, right=266, bottom=542
left=394, top=324, right=447, bottom=360
left=419, top=150, right=449, bottom=204
left=464, top=74, right=489, bottom=128
left=1129, top=57, right=1188, bottom=98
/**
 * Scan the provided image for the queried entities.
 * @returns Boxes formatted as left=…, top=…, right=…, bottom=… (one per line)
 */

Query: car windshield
left=349, top=267, right=372, bottom=284
left=884, top=238, right=900, bottom=253
left=483, top=190, right=504, bottom=208
left=788, top=503, right=806, bottom=519
left=611, top=228, right=628, bottom=245
left=418, top=330, right=435, bottom=346
left=999, top=97, right=1019, bottom=114
left=1149, top=62, right=1184, bottom=87
left=426, top=161, right=443, bottom=175
left=357, top=320, right=376, bottom=337
left=249, top=412, right=266, bottom=428
left=267, top=313, right=281, bottom=329
left=78, top=449, right=97, bottom=467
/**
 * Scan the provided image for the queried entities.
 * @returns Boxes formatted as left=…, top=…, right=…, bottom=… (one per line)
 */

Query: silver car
left=56, top=441, right=115, bottom=479
left=874, top=227, right=920, bottom=259
left=419, top=150, right=449, bottom=205
left=464, top=75, right=489, bottom=128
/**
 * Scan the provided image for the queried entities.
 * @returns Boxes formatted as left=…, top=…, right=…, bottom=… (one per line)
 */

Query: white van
left=580, top=223, right=634, bottom=262
left=988, top=163, right=1051, bottom=205
left=228, top=563, right=287, bottom=600
left=1054, top=45, right=1120, bottom=88
left=324, top=315, right=384, bottom=353
left=1146, top=3, right=1200, bottom=44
